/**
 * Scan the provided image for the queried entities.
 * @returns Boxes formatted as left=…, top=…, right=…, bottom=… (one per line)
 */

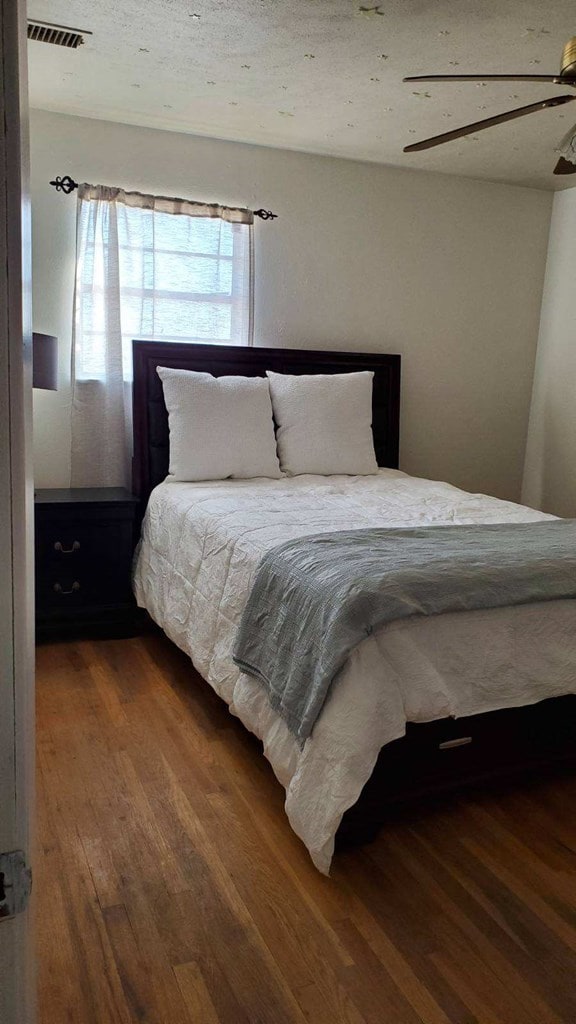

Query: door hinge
left=0, top=851, right=32, bottom=921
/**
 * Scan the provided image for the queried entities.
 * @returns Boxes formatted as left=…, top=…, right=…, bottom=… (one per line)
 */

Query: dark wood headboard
left=132, top=340, right=401, bottom=506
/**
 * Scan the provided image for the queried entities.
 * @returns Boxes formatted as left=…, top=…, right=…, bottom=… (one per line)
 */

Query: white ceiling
left=27, top=0, right=576, bottom=190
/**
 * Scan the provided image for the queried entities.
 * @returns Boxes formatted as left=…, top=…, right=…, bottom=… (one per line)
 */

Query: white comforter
left=133, top=470, right=576, bottom=873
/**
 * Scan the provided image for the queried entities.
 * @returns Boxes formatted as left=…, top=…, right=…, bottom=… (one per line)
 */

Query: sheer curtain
left=71, top=184, right=254, bottom=487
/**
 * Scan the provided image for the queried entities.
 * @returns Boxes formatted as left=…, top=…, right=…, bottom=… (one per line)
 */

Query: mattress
left=133, top=469, right=576, bottom=873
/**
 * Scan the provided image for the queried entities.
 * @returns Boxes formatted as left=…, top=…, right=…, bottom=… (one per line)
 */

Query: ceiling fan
left=403, top=36, right=576, bottom=174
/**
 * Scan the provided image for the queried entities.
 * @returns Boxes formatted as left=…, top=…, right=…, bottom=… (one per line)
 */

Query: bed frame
left=132, top=339, right=576, bottom=850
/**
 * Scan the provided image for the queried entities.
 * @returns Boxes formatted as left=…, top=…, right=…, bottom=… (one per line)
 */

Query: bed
left=132, top=339, right=576, bottom=873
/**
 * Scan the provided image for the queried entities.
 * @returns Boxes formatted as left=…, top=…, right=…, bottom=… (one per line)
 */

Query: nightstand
left=35, top=487, right=140, bottom=642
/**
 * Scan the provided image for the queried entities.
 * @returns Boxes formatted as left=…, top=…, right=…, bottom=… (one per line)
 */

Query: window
left=74, top=187, right=253, bottom=382
left=70, top=184, right=254, bottom=488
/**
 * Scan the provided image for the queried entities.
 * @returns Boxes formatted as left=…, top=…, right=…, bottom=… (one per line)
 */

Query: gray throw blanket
left=232, top=521, right=576, bottom=746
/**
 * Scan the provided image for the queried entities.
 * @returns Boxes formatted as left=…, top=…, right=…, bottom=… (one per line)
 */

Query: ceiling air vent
left=27, top=20, right=91, bottom=48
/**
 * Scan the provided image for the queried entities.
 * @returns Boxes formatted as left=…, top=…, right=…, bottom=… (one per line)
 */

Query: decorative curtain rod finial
left=254, top=208, right=278, bottom=221
left=50, top=175, right=79, bottom=194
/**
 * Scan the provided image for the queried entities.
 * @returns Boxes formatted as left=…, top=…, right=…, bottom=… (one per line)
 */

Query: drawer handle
left=54, top=541, right=81, bottom=554
left=439, top=736, right=472, bottom=750
left=53, top=581, right=80, bottom=595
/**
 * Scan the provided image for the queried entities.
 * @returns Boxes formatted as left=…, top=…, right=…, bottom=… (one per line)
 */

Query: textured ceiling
left=27, top=0, right=576, bottom=190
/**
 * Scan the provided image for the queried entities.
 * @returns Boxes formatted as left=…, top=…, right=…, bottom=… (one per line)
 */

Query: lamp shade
left=33, top=333, right=58, bottom=390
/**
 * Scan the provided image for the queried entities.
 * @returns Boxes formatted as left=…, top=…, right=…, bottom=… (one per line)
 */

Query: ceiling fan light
left=560, top=36, right=576, bottom=77
left=556, top=124, right=576, bottom=165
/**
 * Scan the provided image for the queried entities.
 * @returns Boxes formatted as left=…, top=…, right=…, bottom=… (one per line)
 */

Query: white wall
left=522, top=188, right=576, bottom=517
left=31, top=109, right=552, bottom=498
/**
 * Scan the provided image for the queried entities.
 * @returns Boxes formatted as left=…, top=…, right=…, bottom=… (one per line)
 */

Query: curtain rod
left=48, top=175, right=278, bottom=220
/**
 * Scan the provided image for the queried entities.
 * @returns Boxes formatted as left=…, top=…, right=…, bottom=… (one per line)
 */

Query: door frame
left=0, top=0, right=35, bottom=1020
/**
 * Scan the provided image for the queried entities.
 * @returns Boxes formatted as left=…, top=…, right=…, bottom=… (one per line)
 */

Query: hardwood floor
left=36, top=633, right=576, bottom=1024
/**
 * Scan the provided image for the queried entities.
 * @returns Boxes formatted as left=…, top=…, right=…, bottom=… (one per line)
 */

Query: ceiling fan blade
left=403, top=95, right=576, bottom=153
left=553, top=155, right=576, bottom=174
left=404, top=74, right=570, bottom=84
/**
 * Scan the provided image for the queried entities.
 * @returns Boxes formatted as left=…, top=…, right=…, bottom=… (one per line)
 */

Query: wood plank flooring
left=36, top=633, right=576, bottom=1024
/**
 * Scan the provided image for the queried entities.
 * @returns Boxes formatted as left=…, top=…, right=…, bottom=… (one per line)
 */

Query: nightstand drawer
left=35, top=565, right=132, bottom=611
left=35, top=521, right=132, bottom=572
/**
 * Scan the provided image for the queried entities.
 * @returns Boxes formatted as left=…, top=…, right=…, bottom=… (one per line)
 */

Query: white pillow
left=157, top=367, right=281, bottom=481
left=266, top=370, right=378, bottom=476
